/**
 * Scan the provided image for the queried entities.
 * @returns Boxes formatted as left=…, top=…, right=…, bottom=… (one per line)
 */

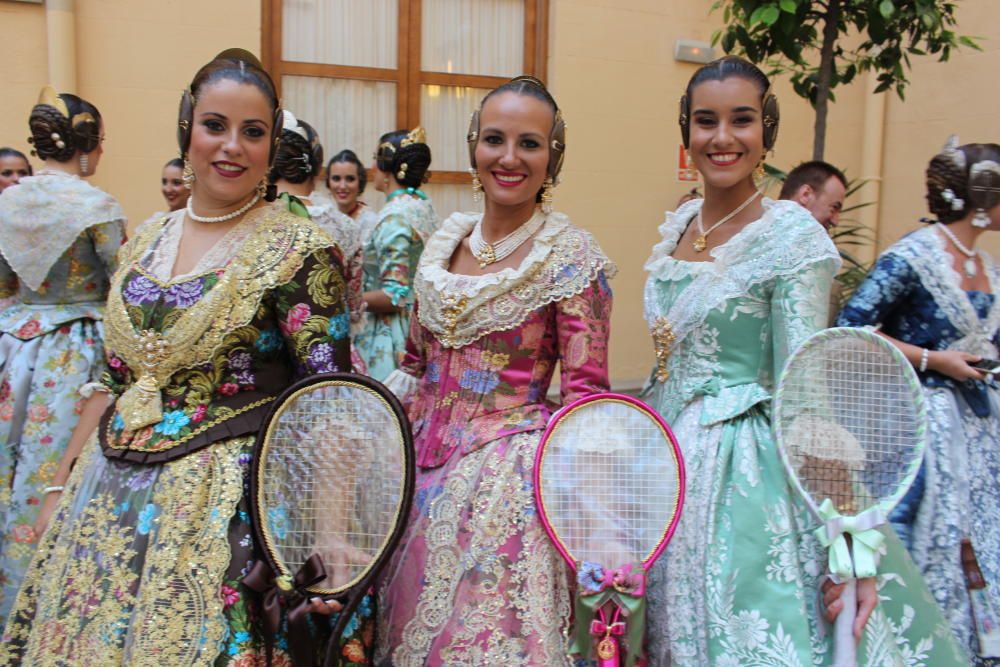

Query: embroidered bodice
left=836, top=224, right=1000, bottom=416
left=396, top=211, right=616, bottom=468
left=98, top=204, right=351, bottom=463
left=643, top=198, right=840, bottom=424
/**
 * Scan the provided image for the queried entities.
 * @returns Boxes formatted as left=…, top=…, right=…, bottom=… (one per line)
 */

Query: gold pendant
left=597, top=636, right=617, bottom=660
left=693, top=235, right=707, bottom=252
left=476, top=244, right=496, bottom=268
left=118, top=373, right=164, bottom=431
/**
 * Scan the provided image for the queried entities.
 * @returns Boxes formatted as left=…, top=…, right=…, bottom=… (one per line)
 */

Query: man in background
left=779, top=160, right=847, bottom=230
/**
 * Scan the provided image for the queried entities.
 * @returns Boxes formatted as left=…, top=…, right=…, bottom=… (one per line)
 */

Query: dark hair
left=780, top=161, right=847, bottom=200
left=375, top=130, right=431, bottom=189
left=164, top=157, right=184, bottom=170
left=686, top=55, right=770, bottom=100
left=0, top=148, right=32, bottom=175
left=28, top=93, right=102, bottom=162
left=327, top=149, right=367, bottom=194
left=480, top=77, right=558, bottom=116
left=270, top=119, right=322, bottom=185
left=926, top=143, right=1000, bottom=224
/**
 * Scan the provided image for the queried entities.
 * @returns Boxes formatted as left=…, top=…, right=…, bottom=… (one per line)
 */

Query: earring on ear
left=541, top=176, right=555, bottom=214
left=470, top=169, right=483, bottom=202
left=79, top=153, right=89, bottom=175
left=973, top=208, right=991, bottom=229
left=754, top=160, right=766, bottom=182
left=182, top=157, right=195, bottom=190
left=683, top=148, right=697, bottom=181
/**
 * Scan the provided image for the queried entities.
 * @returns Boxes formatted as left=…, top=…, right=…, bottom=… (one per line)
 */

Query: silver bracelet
left=42, top=485, right=65, bottom=495
left=919, top=348, right=930, bottom=373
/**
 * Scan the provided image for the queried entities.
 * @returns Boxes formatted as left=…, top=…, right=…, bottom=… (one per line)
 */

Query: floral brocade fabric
left=378, top=210, right=614, bottom=665
left=100, top=207, right=351, bottom=461
left=355, top=194, right=439, bottom=381
left=836, top=225, right=1000, bottom=662
left=642, top=200, right=965, bottom=666
left=0, top=203, right=370, bottom=666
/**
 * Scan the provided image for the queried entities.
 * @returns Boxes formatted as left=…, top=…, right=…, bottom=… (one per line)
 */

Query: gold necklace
left=693, top=189, right=762, bottom=252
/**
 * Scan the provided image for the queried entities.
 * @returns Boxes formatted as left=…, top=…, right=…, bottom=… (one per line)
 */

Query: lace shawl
left=0, top=173, right=124, bottom=290
left=416, top=211, right=617, bottom=349
left=643, top=198, right=840, bottom=349
left=883, top=225, right=1000, bottom=357
left=374, top=195, right=439, bottom=244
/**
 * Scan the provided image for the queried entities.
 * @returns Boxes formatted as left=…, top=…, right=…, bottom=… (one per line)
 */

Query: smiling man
left=779, top=160, right=847, bottom=230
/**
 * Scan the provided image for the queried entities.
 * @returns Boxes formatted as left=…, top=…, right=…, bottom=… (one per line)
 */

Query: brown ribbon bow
left=244, top=554, right=328, bottom=667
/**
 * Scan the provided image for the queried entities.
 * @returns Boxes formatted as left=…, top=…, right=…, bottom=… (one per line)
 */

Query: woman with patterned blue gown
left=0, top=89, right=124, bottom=623
left=837, top=139, right=1000, bottom=664
left=642, top=56, right=964, bottom=666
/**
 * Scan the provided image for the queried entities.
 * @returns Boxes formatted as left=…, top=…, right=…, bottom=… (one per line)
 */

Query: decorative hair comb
left=400, top=126, right=427, bottom=147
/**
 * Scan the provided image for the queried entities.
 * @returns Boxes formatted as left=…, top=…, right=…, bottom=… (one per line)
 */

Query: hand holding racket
left=774, top=328, right=927, bottom=667
left=247, top=373, right=414, bottom=667
left=535, top=393, right=685, bottom=667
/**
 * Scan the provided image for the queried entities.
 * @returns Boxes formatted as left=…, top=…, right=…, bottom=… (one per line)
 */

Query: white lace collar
left=644, top=198, right=840, bottom=348
left=0, top=173, right=123, bottom=290
left=415, top=210, right=616, bottom=348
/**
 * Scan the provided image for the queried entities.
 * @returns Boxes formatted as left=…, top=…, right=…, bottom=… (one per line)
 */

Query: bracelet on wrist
left=43, top=485, right=65, bottom=495
left=919, top=348, right=930, bottom=373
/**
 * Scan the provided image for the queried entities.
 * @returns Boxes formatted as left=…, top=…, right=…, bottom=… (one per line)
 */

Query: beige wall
left=0, top=0, right=259, bottom=227
left=1, top=0, right=995, bottom=387
left=548, top=0, right=871, bottom=385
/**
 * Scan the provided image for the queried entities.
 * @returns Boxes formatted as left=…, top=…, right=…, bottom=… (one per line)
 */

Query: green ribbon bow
left=813, top=499, right=886, bottom=579
left=570, top=562, right=647, bottom=667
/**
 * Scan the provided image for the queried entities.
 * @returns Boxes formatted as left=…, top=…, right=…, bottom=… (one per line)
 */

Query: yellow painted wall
left=878, top=0, right=1000, bottom=258
left=548, top=0, right=870, bottom=386
left=0, top=0, right=260, bottom=227
left=1, top=0, right=994, bottom=387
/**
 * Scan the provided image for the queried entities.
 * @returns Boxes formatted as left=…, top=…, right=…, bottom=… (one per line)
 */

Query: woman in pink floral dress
left=376, top=76, right=616, bottom=665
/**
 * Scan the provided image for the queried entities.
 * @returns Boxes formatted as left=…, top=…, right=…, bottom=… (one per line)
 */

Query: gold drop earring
left=470, top=169, right=483, bottom=202
left=182, top=157, right=195, bottom=190
left=541, top=177, right=555, bottom=214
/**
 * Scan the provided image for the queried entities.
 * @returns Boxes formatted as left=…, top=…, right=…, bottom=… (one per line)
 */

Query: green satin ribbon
left=570, top=563, right=646, bottom=667
left=813, top=498, right=886, bottom=579
left=386, top=187, right=428, bottom=201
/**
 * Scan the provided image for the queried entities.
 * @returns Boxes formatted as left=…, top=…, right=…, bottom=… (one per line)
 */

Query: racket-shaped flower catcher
left=774, top=327, right=927, bottom=667
left=535, top=393, right=685, bottom=666
left=248, top=372, right=414, bottom=667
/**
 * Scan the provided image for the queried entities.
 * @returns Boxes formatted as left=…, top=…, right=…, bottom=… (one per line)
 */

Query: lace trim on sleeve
left=643, top=198, right=841, bottom=350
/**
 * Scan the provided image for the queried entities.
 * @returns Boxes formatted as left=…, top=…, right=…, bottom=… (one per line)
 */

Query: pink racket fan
left=535, top=393, right=685, bottom=666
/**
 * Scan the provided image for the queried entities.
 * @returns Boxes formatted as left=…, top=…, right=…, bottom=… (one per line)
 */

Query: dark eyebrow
left=481, top=127, right=546, bottom=141
left=733, top=106, right=759, bottom=113
left=197, top=111, right=267, bottom=125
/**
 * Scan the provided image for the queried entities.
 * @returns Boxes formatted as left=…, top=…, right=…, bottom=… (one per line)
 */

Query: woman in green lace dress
left=642, top=56, right=964, bottom=666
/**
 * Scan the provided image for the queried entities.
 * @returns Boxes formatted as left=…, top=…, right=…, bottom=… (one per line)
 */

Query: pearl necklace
left=936, top=223, right=980, bottom=278
left=186, top=191, right=261, bottom=224
left=693, top=189, right=762, bottom=252
left=470, top=209, right=546, bottom=268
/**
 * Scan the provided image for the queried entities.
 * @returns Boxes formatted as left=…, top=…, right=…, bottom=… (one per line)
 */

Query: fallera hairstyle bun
left=375, top=128, right=431, bottom=189
left=926, top=137, right=1000, bottom=224
left=27, top=87, right=102, bottom=162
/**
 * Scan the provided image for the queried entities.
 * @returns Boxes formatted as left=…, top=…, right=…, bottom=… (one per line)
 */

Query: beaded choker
left=469, top=209, right=546, bottom=268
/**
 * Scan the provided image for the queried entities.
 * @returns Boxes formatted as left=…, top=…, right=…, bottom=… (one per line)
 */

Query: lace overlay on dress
left=1, top=434, right=248, bottom=666
left=416, top=211, right=617, bottom=349
left=643, top=198, right=840, bottom=352
left=374, top=195, right=439, bottom=244
left=0, top=173, right=124, bottom=291
left=383, top=431, right=571, bottom=666
left=884, top=226, right=1000, bottom=358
